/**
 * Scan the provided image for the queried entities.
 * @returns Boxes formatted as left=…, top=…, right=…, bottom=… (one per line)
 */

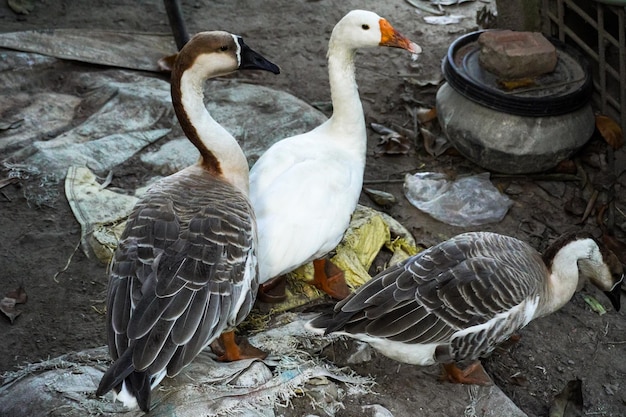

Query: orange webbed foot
left=310, top=258, right=350, bottom=300
left=211, top=331, right=268, bottom=362
left=257, top=275, right=288, bottom=303
left=441, top=361, right=492, bottom=385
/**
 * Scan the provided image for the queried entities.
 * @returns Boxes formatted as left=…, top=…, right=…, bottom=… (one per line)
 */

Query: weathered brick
left=478, top=30, right=557, bottom=79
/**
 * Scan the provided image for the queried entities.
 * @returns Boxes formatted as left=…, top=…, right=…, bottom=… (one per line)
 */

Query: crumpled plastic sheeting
left=282, top=205, right=419, bottom=312
left=1, top=52, right=174, bottom=179
left=0, top=29, right=176, bottom=72
left=0, top=47, right=327, bottom=194
left=0, top=313, right=374, bottom=417
left=403, top=172, right=513, bottom=227
left=65, top=166, right=139, bottom=263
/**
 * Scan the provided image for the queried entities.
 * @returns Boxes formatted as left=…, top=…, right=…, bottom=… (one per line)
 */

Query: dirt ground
left=1, top=1, right=625, bottom=416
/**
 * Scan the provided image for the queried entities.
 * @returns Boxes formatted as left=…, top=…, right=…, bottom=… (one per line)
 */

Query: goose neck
left=171, top=70, right=250, bottom=193
left=327, top=44, right=365, bottom=130
left=537, top=239, right=597, bottom=317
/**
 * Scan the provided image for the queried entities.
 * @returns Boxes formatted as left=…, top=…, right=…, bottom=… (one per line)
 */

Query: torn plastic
left=0, top=311, right=529, bottom=417
left=0, top=46, right=327, bottom=202
left=0, top=313, right=375, bottom=417
left=403, top=172, right=512, bottom=227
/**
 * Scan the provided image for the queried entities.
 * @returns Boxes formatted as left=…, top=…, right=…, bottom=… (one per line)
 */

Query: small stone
left=478, top=30, right=557, bottom=79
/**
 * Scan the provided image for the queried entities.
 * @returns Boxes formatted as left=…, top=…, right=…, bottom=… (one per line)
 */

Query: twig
left=578, top=189, right=599, bottom=224
left=53, top=238, right=82, bottom=283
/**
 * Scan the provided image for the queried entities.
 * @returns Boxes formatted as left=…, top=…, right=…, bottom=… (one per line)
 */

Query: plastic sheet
left=403, top=172, right=512, bottom=227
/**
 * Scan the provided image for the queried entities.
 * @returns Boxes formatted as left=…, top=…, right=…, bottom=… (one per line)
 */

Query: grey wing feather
left=104, top=170, right=257, bottom=381
left=317, top=232, right=545, bottom=350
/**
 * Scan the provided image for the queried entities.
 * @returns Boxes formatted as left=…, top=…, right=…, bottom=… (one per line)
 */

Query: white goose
left=95, top=32, right=279, bottom=412
left=308, top=231, right=623, bottom=384
left=250, top=10, right=421, bottom=300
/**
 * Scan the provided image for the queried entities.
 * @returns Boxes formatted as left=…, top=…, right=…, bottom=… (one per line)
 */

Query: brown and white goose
left=308, top=231, right=623, bottom=384
left=249, top=10, right=421, bottom=300
left=95, top=31, right=279, bottom=412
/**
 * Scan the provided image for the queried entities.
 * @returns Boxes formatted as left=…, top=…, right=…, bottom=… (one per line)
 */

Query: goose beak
left=379, top=19, right=422, bottom=55
left=237, top=38, right=280, bottom=74
left=604, top=274, right=623, bottom=311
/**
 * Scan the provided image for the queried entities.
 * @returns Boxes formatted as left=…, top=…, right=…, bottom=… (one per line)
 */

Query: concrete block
left=478, top=30, right=557, bottom=79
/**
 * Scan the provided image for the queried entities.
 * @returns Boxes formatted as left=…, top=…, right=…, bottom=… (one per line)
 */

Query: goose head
left=330, top=10, right=421, bottom=54
left=582, top=243, right=623, bottom=311
left=172, top=31, right=280, bottom=80
left=545, top=232, right=623, bottom=311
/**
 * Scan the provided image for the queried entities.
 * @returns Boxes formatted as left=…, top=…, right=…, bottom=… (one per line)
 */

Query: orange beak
left=379, top=18, right=422, bottom=54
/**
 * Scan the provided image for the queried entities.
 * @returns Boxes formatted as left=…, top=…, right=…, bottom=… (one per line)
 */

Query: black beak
left=237, top=37, right=280, bottom=74
left=604, top=274, right=623, bottom=312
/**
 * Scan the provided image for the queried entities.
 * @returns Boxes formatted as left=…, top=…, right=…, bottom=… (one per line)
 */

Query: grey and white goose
left=95, top=32, right=279, bottom=412
left=308, top=231, right=623, bottom=384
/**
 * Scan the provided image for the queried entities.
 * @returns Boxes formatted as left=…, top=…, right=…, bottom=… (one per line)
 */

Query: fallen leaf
left=595, top=114, right=624, bottom=149
left=364, top=188, right=397, bottom=207
left=421, top=126, right=450, bottom=157
left=498, top=77, right=536, bottom=90
left=0, top=297, right=21, bottom=324
left=549, top=379, right=583, bottom=417
left=416, top=107, right=437, bottom=124
left=371, top=123, right=411, bottom=156
left=7, top=285, right=28, bottom=304
left=8, top=0, right=35, bottom=15
left=582, top=294, right=606, bottom=315
left=0, top=286, right=28, bottom=324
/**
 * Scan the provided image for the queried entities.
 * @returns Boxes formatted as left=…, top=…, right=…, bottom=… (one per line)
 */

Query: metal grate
left=542, top=0, right=626, bottom=135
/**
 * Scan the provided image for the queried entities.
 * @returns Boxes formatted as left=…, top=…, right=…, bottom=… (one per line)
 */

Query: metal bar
left=598, top=4, right=607, bottom=113
left=557, top=0, right=565, bottom=42
left=617, top=6, right=626, bottom=139
left=562, top=26, right=622, bottom=80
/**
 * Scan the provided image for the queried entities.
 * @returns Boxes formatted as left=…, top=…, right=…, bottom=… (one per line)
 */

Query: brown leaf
left=416, top=107, right=437, bottom=124
left=371, top=123, right=411, bottom=156
left=498, top=77, right=536, bottom=90
left=8, top=0, right=35, bottom=15
left=0, top=297, right=21, bottom=324
left=7, top=285, right=27, bottom=304
left=421, top=126, right=450, bottom=157
left=595, top=114, right=624, bottom=149
left=363, top=188, right=397, bottom=207
left=549, top=379, right=583, bottom=417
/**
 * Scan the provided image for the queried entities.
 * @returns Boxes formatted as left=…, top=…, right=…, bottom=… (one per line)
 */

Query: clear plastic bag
left=403, top=172, right=512, bottom=227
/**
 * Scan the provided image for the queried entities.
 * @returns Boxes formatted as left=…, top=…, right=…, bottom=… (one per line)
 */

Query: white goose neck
left=179, top=71, right=250, bottom=194
left=326, top=41, right=366, bottom=135
left=537, top=239, right=598, bottom=317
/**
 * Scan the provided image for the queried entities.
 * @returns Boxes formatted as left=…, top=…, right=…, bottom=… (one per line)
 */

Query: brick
left=478, top=30, right=557, bottom=79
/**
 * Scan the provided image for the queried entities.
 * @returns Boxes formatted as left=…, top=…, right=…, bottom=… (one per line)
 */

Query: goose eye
left=362, top=24, right=370, bottom=30
left=219, top=45, right=229, bottom=52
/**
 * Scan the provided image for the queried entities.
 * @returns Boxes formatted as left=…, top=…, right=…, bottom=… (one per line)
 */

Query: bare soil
left=1, top=1, right=625, bottom=416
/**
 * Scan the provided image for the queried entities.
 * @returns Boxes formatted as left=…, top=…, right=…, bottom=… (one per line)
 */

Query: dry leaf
left=549, top=379, right=583, bottom=417
left=8, top=0, right=35, bottom=15
left=421, top=126, right=450, bottom=157
left=416, top=107, right=437, bottom=124
left=371, top=123, right=411, bottom=156
left=364, top=188, right=397, bottom=207
left=7, top=285, right=28, bottom=304
left=498, top=77, right=536, bottom=90
left=595, top=114, right=624, bottom=149
left=1, top=286, right=28, bottom=324
left=0, top=297, right=21, bottom=324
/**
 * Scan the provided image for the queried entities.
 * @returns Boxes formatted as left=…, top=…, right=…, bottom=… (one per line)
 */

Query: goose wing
left=103, top=170, right=257, bottom=388
left=318, top=233, right=545, bottom=348
left=250, top=137, right=363, bottom=279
